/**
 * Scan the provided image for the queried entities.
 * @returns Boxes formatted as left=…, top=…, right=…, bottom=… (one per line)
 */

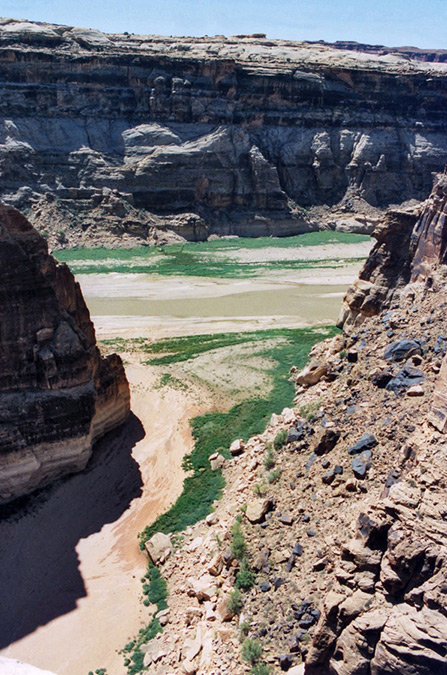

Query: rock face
left=1, top=20, right=447, bottom=244
left=339, top=174, right=447, bottom=329
left=0, top=203, right=130, bottom=502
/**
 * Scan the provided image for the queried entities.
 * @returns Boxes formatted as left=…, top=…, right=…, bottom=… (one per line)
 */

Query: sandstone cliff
left=1, top=19, right=447, bottom=245
left=338, top=173, right=447, bottom=330
left=129, top=177, right=447, bottom=674
left=0, top=203, right=130, bottom=503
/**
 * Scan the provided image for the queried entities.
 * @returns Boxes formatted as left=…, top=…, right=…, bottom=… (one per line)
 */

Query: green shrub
left=263, top=445, right=275, bottom=470
left=227, top=588, right=243, bottom=615
left=253, top=483, right=266, bottom=497
left=273, top=429, right=287, bottom=451
left=267, top=468, right=281, bottom=484
left=231, top=520, right=247, bottom=560
left=241, top=638, right=262, bottom=665
left=299, top=400, right=321, bottom=421
left=251, top=665, right=272, bottom=675
left=235, top=558, right=256, bottom=591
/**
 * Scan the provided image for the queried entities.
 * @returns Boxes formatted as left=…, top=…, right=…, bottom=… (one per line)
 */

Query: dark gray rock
left=293, top=543, right=304, bottom=556
left=385, top=365, right=425, bottom=393
left=384, top=339, right=422, bottom=362
left=314, top=429, right=341, bottom=456
left=348, top=434, right=378, bottom=455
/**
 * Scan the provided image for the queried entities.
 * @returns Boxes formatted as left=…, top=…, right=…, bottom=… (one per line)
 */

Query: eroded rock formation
left=339, top=173, right=447, bottom=330
left=1, top=19, right=447, bottom=244
left=0, top=203, right=130, bottom=502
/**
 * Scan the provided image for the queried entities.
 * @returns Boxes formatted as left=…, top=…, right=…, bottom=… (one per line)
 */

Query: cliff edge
left=0, top=204, right=130, bottom=503
left=1, top=19, right=447, bottom=246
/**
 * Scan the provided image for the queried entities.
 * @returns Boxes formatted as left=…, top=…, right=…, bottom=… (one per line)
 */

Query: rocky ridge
left=0, top=204, right=130, bottom=502
left=132, top=178, right=447, bottom=673
left=1, top=19, right=447, bottom=246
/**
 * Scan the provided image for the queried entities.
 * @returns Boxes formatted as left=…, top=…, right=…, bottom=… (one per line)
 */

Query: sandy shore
left=0, top=357, right=211, bottom=675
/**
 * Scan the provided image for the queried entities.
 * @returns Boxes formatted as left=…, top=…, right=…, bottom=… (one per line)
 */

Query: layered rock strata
left=0, top=203, right=130, bottom=502
left=1, top=19, right=447, bottom=244
left=338, top=173, right=447, bottom=329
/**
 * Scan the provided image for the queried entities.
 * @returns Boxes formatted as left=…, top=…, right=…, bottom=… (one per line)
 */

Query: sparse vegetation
left=267, top=467, right=282, bottom=484
left=263, top=444, right=275, bottom=470
left=55, top=230, right=371, bottom=277
left=231, top=519, right=247, bottom=560
left=251, top=665, right=272, bottom=675
left=235, top=558, right=256, bottom=591
left=300, top=399, right=321, bottom=421
left=273, top=428, right=288, bottom=450
left=241, top=638, right=263, bottom=665
left=253, top=482, right=267, bottom=497
left=227, top=588, right=244, bottom=615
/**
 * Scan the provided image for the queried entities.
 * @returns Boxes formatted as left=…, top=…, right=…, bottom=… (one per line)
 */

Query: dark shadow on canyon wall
left=0, top=412, right=144, bottom=648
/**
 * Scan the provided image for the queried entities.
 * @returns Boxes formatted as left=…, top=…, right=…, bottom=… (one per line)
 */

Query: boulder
left=351, top=450, right=372, bottom=479
left=144, top=532, right=172, bottom=565
left=229, top=439, right=245, bottom=456
left=209, top=453, right=225, bottom=470
left=384, top=339, right=422, bottom=362
left=347, top=434, right=378, bottom=455
left=187, top=575, right=218, bottom=602
left=386, top=365, right=425, bottom=393
left=371, top=605, right=447, bottom=674
left=245, top=498, right=274, bottom=523
left=295, top=360, right=328, bottom=386
left=315, top=429, right=341, bottom=455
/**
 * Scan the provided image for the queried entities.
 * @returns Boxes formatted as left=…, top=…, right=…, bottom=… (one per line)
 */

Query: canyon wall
left=338, top=173, right=447, bottom=329
left=0, top=203, right=130, bottom=503
left=1, top=19, right=447, bottom=244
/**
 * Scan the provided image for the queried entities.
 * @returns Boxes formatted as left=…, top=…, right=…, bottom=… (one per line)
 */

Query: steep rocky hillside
left=1, top=19, right=447, bottom=245
left=0, top=204, right=130, bottom=503
left=133, top=176, right=447, bottom=674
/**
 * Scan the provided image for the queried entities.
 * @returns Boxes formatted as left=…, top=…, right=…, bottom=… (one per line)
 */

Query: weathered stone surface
left=144, top=532, right=172, bottom=566
left=371, top=605, right=447, bottom=674
left=245, top=498, right=274, bottom=523
left=1, top=21, right=447, bottom=246
left=384, top=339, right=422, bottom=362
left=295, top=361, right=328, bottom=386
left=347, top=434, right=377, bottom=456
left=0, top=204, right=129, bottom=502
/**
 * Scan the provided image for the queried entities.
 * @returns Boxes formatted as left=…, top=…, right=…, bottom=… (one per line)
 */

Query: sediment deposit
left=0, top=204, right=130, bottom=502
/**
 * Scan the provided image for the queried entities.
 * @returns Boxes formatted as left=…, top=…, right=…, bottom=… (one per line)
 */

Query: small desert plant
left=251, top=665, right=272, bottom=675
left=299, top=400, right=321, bottom=421
left=263, top=445, right=275, bottom=470
left=235, top=558, right=256, bottom=591
left=267, top=467, right=281, bottom=484
left=231, top=520, right=247, bottom=560
left=273, top=429, right=287, bottom=451
left=253, top=482, right=266, bottom=497
left=241, top=638, right=262, bottom=665
left=227, top=588, right=243, bottom=615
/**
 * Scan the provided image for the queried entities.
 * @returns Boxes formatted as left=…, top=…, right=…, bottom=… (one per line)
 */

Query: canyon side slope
left=0, top=19, right=447, bottom=245
left=133, top=175, right=447, bottom=674
left=0, top=203, right=130, bottom=503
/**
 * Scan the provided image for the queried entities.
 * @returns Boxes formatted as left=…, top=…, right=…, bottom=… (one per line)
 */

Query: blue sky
left=1, top=0, right=447, bottom=49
